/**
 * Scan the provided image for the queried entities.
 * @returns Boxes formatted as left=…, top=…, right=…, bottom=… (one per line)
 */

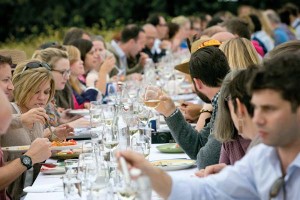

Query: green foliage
left=1, top=0, right=299, bottom=55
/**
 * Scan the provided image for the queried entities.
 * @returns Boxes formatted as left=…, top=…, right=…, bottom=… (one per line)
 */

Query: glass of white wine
left=103, top=128, right=119, bottom=163
left=101, top=105, right=115, bottom=127
left=144, top=85, right=161, bottom=109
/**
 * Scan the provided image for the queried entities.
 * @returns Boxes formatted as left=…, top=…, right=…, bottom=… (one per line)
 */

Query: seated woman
left=0, top=60, right=69, bottom=199
left=86, top=35, right=115, bottom=95
left=65, top=45, right=99, bottom=109
left=32, top=47, right=81, bottom=125
left=197, top=67, right=259, bottom=177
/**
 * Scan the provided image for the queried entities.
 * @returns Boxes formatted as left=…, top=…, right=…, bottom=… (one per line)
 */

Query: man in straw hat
left=154, top=38, right=230, bottom=169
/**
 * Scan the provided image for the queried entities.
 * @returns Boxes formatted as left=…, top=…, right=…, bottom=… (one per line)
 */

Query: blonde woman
left=219, top=37, right=260, bottom=70
left=32, top=47, right=79, bottom=125
left=0, top=60, right=56, bottom=199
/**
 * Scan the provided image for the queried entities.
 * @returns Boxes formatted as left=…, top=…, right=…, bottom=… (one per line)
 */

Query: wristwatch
left=199, top=109, right=213, bottom=115
left=20, top=155, right=32, bottom=170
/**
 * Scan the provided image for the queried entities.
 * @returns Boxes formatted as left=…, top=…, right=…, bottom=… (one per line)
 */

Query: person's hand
left=160, top=40, right=172, bottom=50
left=100, top=56, right=116, bottom=74
left=148, top=87, right=176, bottom=117
left=195, top=163, right=227, bottom=177
left=59, top=109, right=82, bottom=124
left=116, top=150, right=153, bottom=175
left=179, top=102, right=202, bottom=122
left=20, top=108, right=48, bottom=129
left=53, top=124, right=74, bottom=141
left=139, top=52, right=149, bottom=67
left=25, top=138, right=51, bottom=164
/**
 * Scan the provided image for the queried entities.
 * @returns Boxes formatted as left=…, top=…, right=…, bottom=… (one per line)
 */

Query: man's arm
left=0, top=138, right=51, bottom=190
left=165, top=110, right=210, bottom=160
left=0, top=158, right=27, bottom=190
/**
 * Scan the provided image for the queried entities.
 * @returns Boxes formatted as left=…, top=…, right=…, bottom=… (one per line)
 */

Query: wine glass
left=100, top=104, right=115, bottom=127
left=144, top=85, right=161, bottom=109
left=134, top=128, right=151, bottom=160
left=103, top=127, right=119, bottom=163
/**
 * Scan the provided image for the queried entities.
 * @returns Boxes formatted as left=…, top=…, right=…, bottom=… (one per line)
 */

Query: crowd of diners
left=1, top=3, right=300, bottom=199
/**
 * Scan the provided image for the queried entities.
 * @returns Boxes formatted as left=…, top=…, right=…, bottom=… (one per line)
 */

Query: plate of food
left=51, top=150, right=80, bottom=160
left=40, top=165, right=65, bottom=175
left=156, top=143, right=184, bottom=153
left=67, top=109, right=89, bottom=115
left=50, top=139, right=81, bottom=151
left=1, top=145, right=30, bottom=152
left=1, top=140, right=80, bottom=153
left=151, top=159, right=196, bottom=171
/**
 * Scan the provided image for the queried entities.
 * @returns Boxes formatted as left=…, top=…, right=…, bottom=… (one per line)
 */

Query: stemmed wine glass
left=144, top=85, right=161, bottom=109
left=103, top=127, right=119, bottom=163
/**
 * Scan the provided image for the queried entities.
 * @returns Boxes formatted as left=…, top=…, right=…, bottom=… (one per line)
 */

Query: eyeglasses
left=269, top=176, right=286, bottom=200
left=51, top=69, right=71, bottom=78
left=20, top=61, right=51, bottom=74
left=197, top=39, right=222, bottom=50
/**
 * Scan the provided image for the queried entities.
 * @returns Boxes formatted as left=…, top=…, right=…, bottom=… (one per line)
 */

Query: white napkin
left=23, top=182, right=63, bottom=193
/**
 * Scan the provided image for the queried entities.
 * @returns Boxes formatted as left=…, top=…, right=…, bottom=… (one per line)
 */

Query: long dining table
left=24, top=143, right=198, bottom=200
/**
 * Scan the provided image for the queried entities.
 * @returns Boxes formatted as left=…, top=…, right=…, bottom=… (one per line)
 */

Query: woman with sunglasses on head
left=0, top=60, right=60, bottom=199
left=32, top=47, right=80, bottom=128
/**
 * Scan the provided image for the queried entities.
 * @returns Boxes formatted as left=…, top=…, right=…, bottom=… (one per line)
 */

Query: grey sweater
left=165, top=109, right=221, bottom=169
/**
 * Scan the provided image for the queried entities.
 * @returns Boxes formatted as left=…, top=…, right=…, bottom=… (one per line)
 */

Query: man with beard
left=154, top=39, right=230, bottom=169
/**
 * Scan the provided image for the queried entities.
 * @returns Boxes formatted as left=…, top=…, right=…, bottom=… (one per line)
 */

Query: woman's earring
left=238, top=118, right=244, bottom=134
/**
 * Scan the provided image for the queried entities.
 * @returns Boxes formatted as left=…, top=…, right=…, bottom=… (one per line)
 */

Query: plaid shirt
left=210, top=91, right=220, bottom=134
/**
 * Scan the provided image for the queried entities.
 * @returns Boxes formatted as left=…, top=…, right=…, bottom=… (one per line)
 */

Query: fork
left=45, top=120, right=59, bottom=141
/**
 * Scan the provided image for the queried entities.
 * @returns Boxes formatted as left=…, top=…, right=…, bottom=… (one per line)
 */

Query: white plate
left=50, top=144, right=81, bottom=151
left=157, top=124, right=170, bottom=132
left=68, top=109, right=89, bottom=115
left=40, top=166, right=65, bottom=175
left=171, top=93, right=197, bottom=101
left=151, top=159, right=196, bottom=171
left=1, top=144, right=81, bottom=152
left=1, top=145, right=30, bottom=152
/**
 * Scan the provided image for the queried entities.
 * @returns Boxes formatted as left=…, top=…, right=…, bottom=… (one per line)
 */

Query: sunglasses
left=20, top=61, right=51, bottom=75
left=269, top=176, right=286, bottom=200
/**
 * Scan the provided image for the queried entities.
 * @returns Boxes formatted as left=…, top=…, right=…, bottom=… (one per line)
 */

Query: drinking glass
left=64, top=159, right=79, bottom=175
left=82, top=141, right=94, bottom=153
left=63, top=174, right=82, bottom=200
left=103, top=127, right=119, bottom=162
left=89, top=101, right=103, bottom=128
left=144, top=85, right=161, bottom=109
left=132, top=128, right=151, bottom=160
left=101, top=104, right=115, bottom=127
left=115, top=173, right=138, bottom=200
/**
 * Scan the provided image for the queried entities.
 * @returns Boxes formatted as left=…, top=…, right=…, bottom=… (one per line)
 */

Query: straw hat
left=0, top=49, right=27, bottom=67
left=175, top=38, right=221, bottom=74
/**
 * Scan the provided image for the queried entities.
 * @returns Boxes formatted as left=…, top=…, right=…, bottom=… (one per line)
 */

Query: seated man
left=0, top=87, right=51, bottom=200
left=154, top=38, right=230, bottom=169
left=119, top=52, right=300, bottom=199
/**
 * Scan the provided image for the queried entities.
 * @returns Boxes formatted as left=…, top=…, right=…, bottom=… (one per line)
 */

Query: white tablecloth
left=24, top=144, right=197, bottom=200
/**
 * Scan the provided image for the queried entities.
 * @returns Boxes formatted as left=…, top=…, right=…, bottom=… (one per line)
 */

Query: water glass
left=64, top=159, right=79, bottom=175
left=89, top=101, right=103, bottom=128
left=63, top=174, right=82, bottom=200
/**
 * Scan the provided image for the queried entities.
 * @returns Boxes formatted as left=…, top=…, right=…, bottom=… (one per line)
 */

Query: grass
left=0, top=26, right=120, bottom=58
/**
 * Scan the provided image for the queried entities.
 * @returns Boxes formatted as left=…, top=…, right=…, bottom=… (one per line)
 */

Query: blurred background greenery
left=0, top=0, right=298, bottom=57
